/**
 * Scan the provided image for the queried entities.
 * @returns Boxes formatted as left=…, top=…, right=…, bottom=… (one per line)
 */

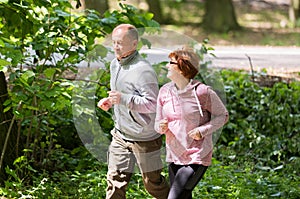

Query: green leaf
left=144, top=12, right=154, bottom=20
left=273, top=165, right=284, bottom=171
left=23, top=104, right=39, bottom=111
left=62, top=91, right=71, bottom=99
left=3, top=99, right=11, bottom=106
left=3, top=106, right=11, bottom=113
left=21, top=70, right=35, bottom=82
left=0, top=59, right=10, bottom=66
left=5, top=166, right=21, bottom=183
left=140, top=38, right=151, bottom=49
left=41, top=100, right=54, bottom=109
left=55, top=9, right=71, bottom=17
left=0, top=0, right=8, bottom=3
left=95, top=44, right=108, bottom=59
left=101, top=17, right=117, bottom=24
left=44, top=68, right=56, bottom=79
left=45, top=89, right=58, bottom=98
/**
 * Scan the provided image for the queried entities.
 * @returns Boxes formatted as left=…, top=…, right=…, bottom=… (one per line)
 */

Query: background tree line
left=81, top=0, right=300, bottom=30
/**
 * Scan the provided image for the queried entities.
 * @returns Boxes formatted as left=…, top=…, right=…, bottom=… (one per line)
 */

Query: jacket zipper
left=114, top=64, right=121, bottom=90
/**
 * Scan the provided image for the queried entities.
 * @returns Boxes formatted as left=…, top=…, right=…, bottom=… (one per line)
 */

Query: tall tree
left=202, top=0, right=240, bottom=32
left=84, top=0, right=109, bottom=15
left=289, top=0, right=300, bottom=27
left=145, top=0, right=164, bottom=23
left=0, top=72, right=21, bottom=184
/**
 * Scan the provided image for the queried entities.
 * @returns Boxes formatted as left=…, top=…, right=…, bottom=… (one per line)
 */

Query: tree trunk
left=84, top=0, right=109, bottom=15
left=145, top=0, right=164, bottom=23
left=289, top=0, right=300, bottom=27
left=202, top=0, right=240, bottom=32
left=0, top=72, right=20, bottom=184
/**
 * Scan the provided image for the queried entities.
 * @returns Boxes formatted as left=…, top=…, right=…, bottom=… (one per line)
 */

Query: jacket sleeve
left=197, top=87, right=229, bottom=137
left=154, top=89, right=164, bottom=134
left=120, top=69, right=159, bottom=114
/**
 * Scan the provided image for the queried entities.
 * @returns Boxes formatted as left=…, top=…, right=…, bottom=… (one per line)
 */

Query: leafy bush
left=219, top=70, right=300, bottom=167
left=0, top=0, right=159, bottom=176
left=1, top=68, right=299, bottom=198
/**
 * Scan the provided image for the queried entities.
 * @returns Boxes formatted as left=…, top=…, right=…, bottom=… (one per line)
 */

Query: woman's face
left=166, top=57, right=183, bottom=81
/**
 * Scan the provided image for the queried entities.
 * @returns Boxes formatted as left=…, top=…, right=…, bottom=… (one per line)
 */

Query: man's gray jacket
left=110, top=51, right=161, bottom=141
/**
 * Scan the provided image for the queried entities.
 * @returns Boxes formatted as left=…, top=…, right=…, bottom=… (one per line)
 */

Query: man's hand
left=108, top=91, right=121, bottom=105
left=97, top=97, right=112, bottom=111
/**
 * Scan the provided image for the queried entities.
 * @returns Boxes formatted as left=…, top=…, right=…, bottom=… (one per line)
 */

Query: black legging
left=168, top=163, right=208, bottom=199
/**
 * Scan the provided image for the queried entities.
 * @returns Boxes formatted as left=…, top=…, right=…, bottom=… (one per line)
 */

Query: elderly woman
left=155, top=48, right=229, bottom=199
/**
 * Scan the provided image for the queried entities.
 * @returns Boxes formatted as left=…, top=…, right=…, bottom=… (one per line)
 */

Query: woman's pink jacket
left=155, top=80, right=229, bottom=166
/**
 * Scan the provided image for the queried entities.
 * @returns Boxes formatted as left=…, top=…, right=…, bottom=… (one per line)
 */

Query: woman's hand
left=188, top=128, right=202, bottom=140
left=159, top=118, right=169, bottom=133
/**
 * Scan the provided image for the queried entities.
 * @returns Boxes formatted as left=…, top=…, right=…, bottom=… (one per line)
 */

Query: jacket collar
left=118, top=50, right=138, bottom=66
left=171, top=79, right=200, bottom=94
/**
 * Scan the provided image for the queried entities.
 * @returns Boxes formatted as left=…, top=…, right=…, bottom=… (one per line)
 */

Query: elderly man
left=98, top=24, right=169, bottom=199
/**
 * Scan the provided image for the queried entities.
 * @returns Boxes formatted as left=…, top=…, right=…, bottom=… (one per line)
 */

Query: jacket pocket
left=129, top=111, right=151, bottom=127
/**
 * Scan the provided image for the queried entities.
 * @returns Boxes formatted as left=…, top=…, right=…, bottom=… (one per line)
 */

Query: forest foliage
left=0, top=0, right=299, bottom=198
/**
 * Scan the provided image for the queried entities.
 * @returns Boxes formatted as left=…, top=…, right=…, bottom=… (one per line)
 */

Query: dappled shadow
left=161, top=0, right=300, bottom=46
left=177, top=25, right=300, bottom=46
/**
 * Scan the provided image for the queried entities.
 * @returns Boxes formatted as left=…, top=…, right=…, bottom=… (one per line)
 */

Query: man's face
left=112, top=28, right=137, bottom=59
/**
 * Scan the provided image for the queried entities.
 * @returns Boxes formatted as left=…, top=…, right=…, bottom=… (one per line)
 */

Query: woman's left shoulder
left=194, top=81, right=210, bottom=95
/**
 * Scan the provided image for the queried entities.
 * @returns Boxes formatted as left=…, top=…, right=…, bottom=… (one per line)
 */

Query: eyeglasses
left=169, top=61, right=178, bottom=65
